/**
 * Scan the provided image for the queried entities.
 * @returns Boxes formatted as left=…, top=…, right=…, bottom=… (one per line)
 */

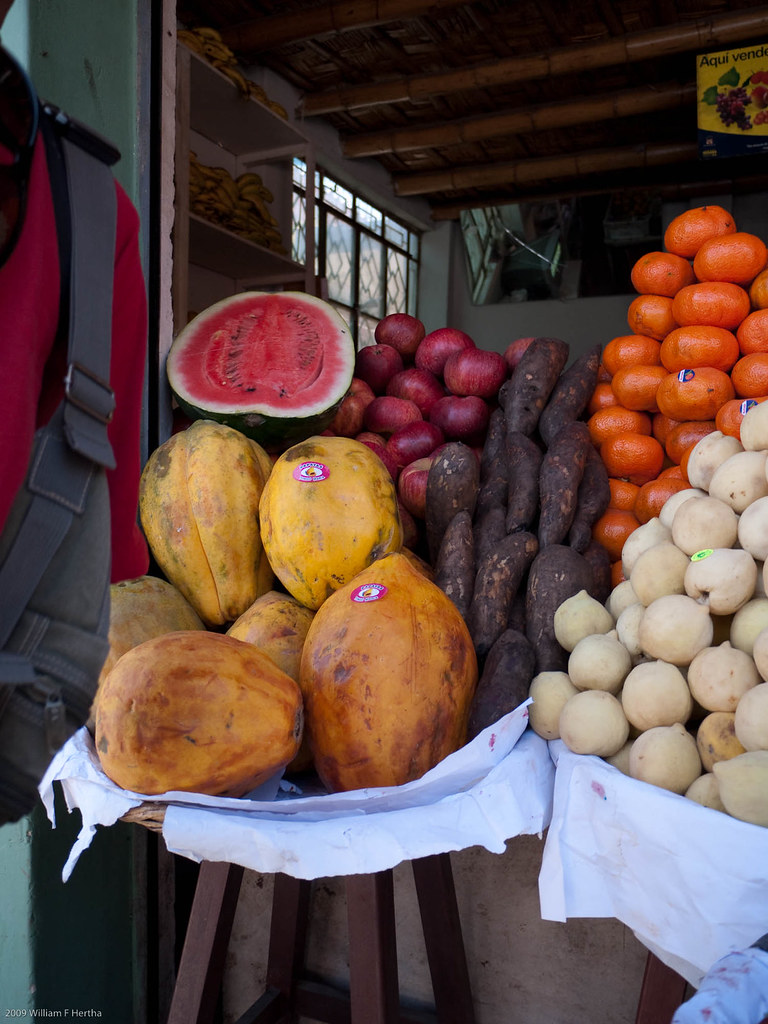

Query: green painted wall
left=0, top=1, right=150, bottom=1019
left=27, top=0, right=142, bottom=203
left=0, top=818, right=34, bottom=1010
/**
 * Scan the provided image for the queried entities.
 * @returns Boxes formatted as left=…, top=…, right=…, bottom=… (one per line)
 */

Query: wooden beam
left=219, top=0, right=468, bottom=55
left=342, top=80, right=697, bottom=158
left=427, top=172, right=768, bottom=220
left=302, top=7, right=768, bottom=115
left=393, top=140, right=700, bottom=197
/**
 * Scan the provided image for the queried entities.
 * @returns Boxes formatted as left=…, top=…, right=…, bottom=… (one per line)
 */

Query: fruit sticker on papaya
left=293, top=461, right=330, bottom=482
left=350, top=583, right=388, bottom=603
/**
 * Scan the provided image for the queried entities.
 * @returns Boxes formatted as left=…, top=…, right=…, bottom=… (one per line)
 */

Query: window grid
left=292, top=158, right=420, bottom=346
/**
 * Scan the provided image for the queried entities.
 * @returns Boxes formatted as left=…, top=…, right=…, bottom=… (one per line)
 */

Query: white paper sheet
left=40, top=700, right=553, bottom=882
left=539, top=740, right=768, bottom=987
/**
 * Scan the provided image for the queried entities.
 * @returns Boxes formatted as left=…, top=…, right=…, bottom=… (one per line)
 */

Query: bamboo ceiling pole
left=342, top=81, right=697, bottom=157
left=393, top=141, right=700, bottom=196
left=303, top=7, right=768, bottom=115
left=219, top=0, right=468, bottom=54
left=428, top=172, right=768, bottom=220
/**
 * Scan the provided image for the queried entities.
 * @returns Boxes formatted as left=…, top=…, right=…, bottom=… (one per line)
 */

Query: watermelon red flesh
left=167, top=291, right=356, bottom=450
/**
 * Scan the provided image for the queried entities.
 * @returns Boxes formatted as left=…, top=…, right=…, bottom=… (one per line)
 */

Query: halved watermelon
left=166, top=291, right=355, bottom=450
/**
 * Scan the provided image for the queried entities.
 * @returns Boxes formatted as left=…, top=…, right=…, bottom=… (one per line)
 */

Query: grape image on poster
left=697, top=43, right=768, bottom=159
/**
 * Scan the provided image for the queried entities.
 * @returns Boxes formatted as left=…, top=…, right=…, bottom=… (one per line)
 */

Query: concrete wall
left=419, top=192, right=768, bottom=365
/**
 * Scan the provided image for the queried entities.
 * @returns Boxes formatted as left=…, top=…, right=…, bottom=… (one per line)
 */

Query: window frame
left=292, top=158, right=420, bottom=347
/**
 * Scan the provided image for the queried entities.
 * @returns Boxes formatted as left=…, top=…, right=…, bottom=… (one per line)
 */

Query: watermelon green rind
left=166, top=291, right=355, bottom=449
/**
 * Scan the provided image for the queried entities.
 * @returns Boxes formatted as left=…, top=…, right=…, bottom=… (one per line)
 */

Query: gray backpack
left=0, top=104, right=120, bottom=825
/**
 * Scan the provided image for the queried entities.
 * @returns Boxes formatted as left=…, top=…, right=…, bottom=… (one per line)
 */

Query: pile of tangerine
left=588, top=204, right=768, bottom=584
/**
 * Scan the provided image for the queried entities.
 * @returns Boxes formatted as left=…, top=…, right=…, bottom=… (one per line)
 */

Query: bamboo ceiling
left=173, top=0, right=768, bottom=219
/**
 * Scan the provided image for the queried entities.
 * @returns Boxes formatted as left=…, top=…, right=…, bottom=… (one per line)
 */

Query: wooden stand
left=634, top=952, right=689, bottom=1024
left=166, top=852, right=476, bottom=1024
left=162, top=846, right=689, bottom=1024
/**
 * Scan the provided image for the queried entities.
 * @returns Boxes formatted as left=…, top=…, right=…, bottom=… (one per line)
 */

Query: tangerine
left=608, top=477, right=641, bottom=511
left=597, top=362, right=612, bottom=383
left=630, top=251, right=696, bottom=297
left=626, top=293, right=678, bottom=341
left=587, top=406, right=653, bottom=446
left=592, top=508, right=641, bottom=562
left=715, top=396, right=768, bottom=440
left=658, top=464, right=689, bottom=482
left=663, top=205, right=736, bottom=259
left=610, top=560, right=627, bottom=589
left=693, top=232, right=768, bottom=286
left=736, top=309, right=768, bottom=354
left=671, top=282, right=751, bottom=330
left=730, top=353, right=768, bottom=399
left=750, top=268, right=768, bottom=310
left=633, top=477, right=692, bottom=525
left=655, top=366, right=735, bottom=421
left=587, top=381, right=619, bottom=416
left=652, top=412, right=682, bottom=447
left=610, top=363, right=668, bottom=413
left=599, top=431, right=665, bottom=487
left=664, top=419, right=717, bottom=464
left=659, top=325, right=740, bottom=373
left=602, top=334, right=662, bottom=376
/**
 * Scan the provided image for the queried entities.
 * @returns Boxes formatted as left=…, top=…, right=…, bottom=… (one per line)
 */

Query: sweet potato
left=525, top=544, right=595, bottom=673
left=508, top=590, right=527, bottom=635
left=467, top=530, right=538, bottom=660
left=425, top=442, right=480, bottom=563
left=537, top=420, right=591, bottom=547
left=475, top=408, right=508, bottom=521
left=502, top=336, right=570, bottom=437
left=467, top=628, right=536, bottom=739
left=582, top=539, right=613, bottom=605
left=538, top=343, right=602, bottom=446
left=568, top=443, right=611, bottom=553
left=506, top=430, right=543, bottom=534
left=473, top=506, right=507, bottom=568
left=434, top=510, right=475, bottom=619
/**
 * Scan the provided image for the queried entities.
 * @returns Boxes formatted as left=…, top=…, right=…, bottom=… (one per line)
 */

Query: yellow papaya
left=95, top=631, right=303, bottom=797
left=99, top=575, right=205, bottom=686
left=299, top=551, right=478, bottom=792
left=228, top=589, right=316, bottom=772
left=88, top=575, right=206, bottom=732
left=138, top=420, right=274, bottom=626
left=259, top=435, right=403, bottom=610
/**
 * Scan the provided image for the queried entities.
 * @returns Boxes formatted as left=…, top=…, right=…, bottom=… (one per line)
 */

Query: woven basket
left=121, top=803, right=167, bottom=833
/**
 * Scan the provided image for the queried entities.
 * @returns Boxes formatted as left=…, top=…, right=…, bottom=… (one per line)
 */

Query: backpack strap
left=0, top=112, right=118, bottom=655
left=46, top=106, right=118, bottom=468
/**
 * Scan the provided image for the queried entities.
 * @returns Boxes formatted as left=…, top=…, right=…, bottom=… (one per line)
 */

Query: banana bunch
left=178, top=26, right=288, bottom=119
left=188, top=153, right=287, bottom=253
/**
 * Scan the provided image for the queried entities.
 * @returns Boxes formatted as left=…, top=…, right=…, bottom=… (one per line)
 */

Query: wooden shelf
left=186, top=47, right=308, bottom=158
left=172, top=40, right=317, bottom=332
left=188, top=213, right=307, bottom=283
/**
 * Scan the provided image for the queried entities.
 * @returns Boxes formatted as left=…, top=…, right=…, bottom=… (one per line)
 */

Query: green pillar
left=0, top=1, right=151, bottom=1019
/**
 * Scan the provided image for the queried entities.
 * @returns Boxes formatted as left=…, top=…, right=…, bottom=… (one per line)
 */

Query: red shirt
left=1, top=127, right=149, bottom=582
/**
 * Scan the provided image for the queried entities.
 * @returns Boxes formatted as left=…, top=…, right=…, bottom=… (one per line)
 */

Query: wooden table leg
left=232, top=873, right=312, bottom=1024
left=166, top=860, right=245, bottom=1024
left=412, top=854, right=475, bottom=1024
left=346, top=870, right=400, bottom=1024
left=635, top=951, right=689, bottom=1024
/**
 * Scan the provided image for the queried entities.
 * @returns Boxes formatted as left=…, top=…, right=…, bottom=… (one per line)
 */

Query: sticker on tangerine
left=293, top=461, right=329, bottom=482
left=350, top=583, right=388, bottom=603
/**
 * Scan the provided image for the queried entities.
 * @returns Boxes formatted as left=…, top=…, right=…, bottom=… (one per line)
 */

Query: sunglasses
left=0, top=44, right=39, bottom=271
